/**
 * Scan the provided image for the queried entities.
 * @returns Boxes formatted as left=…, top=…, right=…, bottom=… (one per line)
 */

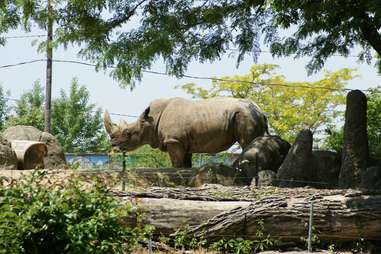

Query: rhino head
left=103, top=108, right=153, bottom=152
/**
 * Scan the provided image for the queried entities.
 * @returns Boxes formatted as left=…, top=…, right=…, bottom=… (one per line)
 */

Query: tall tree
left=180, top=64, right=353, bottom=141
left=44, top=0, right=54, bottom=133
left=2, top=1, right=379, bottom=87
left=6, top=80, right=45, bottom=130
left=52, top=78, right=108, bottom=152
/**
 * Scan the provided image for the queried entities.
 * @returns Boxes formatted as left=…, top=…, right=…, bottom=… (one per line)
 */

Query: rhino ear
left=140, top=106, right=153, bottom=124
left=104, top=110, right=115, bottom=134
left=143, top=106, right=150, bottom=119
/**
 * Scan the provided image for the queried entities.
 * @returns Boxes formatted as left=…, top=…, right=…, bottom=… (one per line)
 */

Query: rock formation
left=339, top=90, right=369, bottom=188
left=3, top=125, right=66, bottom=168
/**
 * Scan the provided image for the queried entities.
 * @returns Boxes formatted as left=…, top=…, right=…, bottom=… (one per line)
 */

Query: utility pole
left=44, top=0, right=53, bottom=133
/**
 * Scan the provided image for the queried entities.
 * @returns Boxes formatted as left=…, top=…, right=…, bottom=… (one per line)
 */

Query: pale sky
left=1, top=29, right=381, bottom=125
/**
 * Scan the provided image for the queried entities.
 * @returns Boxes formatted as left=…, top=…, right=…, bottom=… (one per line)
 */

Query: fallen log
left=0, top=165, right=241, bottom=188
left=118, top=186, right=381, bottom=245
left=129, top=197, right=251, bottom=235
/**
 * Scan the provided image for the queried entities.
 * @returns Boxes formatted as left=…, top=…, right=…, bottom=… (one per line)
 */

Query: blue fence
left=65, top=153, right=238, bottom=169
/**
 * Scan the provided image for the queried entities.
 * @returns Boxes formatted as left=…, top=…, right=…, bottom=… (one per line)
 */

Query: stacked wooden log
left=116, top=184, right=381, bottom=245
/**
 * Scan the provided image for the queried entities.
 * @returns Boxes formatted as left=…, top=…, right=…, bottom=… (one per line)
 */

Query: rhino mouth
left=111, top=145, right=122, bottom=152
left=111, top=141, right=136, bottom=152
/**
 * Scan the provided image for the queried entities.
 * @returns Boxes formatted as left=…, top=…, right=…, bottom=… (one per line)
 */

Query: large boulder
left=312, top=150, right=341, bottom=188
left=0, top=137, right=18, bottom=170
left=277, top=130, right=313, bottom=187
left=189, top=163, right=247, bottom=187
left=250, top=170, right=277, bottom=188
left=276, top=129, right=341, bottom=188
left=360, top=166, right=381, bottom=190
left=3, top=126, right=66, bottom=168
left=339, top=90, right=369, bottom=188
left=233, top=135, right=291, bottom=180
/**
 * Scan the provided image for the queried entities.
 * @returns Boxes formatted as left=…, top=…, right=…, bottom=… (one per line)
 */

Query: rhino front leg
left=184, top=153, right=192, bottom=168
left=166, top=142, right=188, bottom=168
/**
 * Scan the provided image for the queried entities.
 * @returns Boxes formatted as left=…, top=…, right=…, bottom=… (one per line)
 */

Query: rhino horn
left=120, top=119, right=128, bottom=128
left=103, top=110, right=115, bottom=134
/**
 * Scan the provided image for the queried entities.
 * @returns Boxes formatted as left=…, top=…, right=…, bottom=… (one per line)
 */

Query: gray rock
left=277, top=129, right=313, bottom=187
left=339, top=90, right=369, bottom=188
left=251, top=170, right=277, bottom=188
left=360, top=166, right=381, bottom=190
left=189, top=163, right=245, bottom=187
left=312, top=150, right=341, bottom=188
left=0, top=137, right=18, bottom=170
left=3, top=125, right=66, bottom=168
left=234, top=135, right=290, bottom=181
left=276, top=129, right=342, bottom=188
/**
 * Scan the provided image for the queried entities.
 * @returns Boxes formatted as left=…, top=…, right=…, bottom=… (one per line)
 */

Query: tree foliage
left=180, top=64, right=353, bottom=141
left=6, top=79, right=109, bottom=153
left=6, top=80, right=45, bottom=130
left=123, top=145, right=172, bottom=168
left=52, top=78, right=109, bottom=153
left=367, top=87, right=381, bottom=158
left=269, top=1, right=381, bottom=73
left=1, top=0, right=380, bottom=86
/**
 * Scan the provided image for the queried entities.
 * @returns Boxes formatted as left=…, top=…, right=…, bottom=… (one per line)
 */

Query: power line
left=227, top=48, right=360, bottom=58
left=0, top=59, right=45, bottom=69
left=4, top=96, right=138, bottom=118
left=3, top=34, right=46, bottom=39
left=0, top=58, right=368, bottom=92
left=2, top=34, right=362, bottom=59
left=105, top=112, right=138, bottom=118
left=144, top=69, right=357, bottom=92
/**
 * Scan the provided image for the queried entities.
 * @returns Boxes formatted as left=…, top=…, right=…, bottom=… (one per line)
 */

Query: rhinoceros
left=104, top=97, right=268, bottom=168
left=233, top=135, right=291, bottom=180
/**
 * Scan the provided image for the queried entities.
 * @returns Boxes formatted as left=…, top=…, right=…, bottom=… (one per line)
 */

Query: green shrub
left=0, top=170, right=152, bottom=254
left=172, top=219, right=274, bottom=253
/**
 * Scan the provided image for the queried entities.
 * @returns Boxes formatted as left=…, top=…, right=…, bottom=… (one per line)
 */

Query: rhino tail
left=263, top=114, right=270, bottom=135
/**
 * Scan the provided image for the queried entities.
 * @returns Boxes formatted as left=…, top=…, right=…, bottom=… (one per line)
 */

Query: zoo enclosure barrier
left=65, top=152, right=239, bottom=170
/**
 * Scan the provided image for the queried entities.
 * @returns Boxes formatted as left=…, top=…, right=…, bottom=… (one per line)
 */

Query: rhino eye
left=122, top=129, right=131, bottom=137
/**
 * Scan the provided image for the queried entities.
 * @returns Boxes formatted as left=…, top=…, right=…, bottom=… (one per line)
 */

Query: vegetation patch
left=0, top=170, right=152, bottom=254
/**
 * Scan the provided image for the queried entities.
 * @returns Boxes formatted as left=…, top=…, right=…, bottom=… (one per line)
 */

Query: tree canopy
left=6, top=79, right=109, bottom=152
left=1, top=0, right=379, bottom=87
left=180, top=64, right=354, bottom=141
left=6, top=80, right=45, bottom=130
left=52, top=79, right=109, bottom=152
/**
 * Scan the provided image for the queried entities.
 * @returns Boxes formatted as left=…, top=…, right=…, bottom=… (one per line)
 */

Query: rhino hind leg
left=233, top=112, right=261, bottom=149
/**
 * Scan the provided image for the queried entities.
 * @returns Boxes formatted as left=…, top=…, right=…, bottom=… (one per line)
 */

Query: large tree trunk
left=118, top=185, right=381, bottom=245
left=44, top=0, right=53, bottom=133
